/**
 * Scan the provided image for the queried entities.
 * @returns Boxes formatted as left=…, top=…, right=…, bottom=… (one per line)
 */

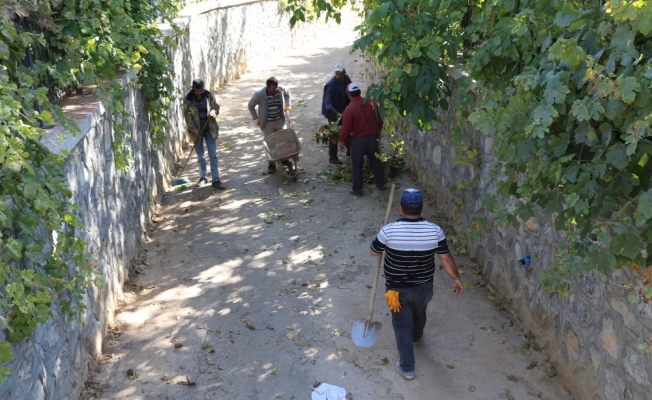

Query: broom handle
left=175, top=119, right=210, bottom=180
left=367, top=183, right=396, bottom=322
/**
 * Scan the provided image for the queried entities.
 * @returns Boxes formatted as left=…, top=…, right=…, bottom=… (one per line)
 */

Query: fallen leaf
left=526, top=361, right=538, bottom=370
left=468, top=385, right=476, bottom=392
left=217, top=365, right=225, bottom=370
left=199, top=367, right=205, bottom=373
left=506, top=375, right=520, bottom=382
left=229, top=336, right=235, bottom=344
left=286, top=326, right=294, bottom=330
left=468, top=335, right=475, bottom=342
left=521, top=348, right=532, bottom=356
left=174, top=343, right=183, bottom=348
left=301, top=358, right=309, bottom=365
left=498, top=340, right=505, bottom=344
left=286, top=332, right=295, bottom=339
left=160, top=375, right=170, bottom=381
left=314, top=274, right=327, bottom=282
left=513, top=330, right=522, bottom=336
left=245, top=321, right=256, bottom=330
left=488, top=295, right=496, bottom=300
left=295, top=341, right=310, bottom=347
left=267, top=325, right=274, bottom=330
left=205, top=342, right=215, bottom=353
left=309, top=284, right=321, bottom=291
left=272, top=365, right=278, bottom=372
left=216, top=330, right=223, bottom=338
left=206, top=357, right=215, bottom=365
left=446, top=365, right=455, bottom=369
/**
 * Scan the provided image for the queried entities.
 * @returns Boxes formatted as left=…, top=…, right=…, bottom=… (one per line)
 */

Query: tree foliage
left=288, top=0, right=652, bottom=296
left=0, top=0, right=179, bottom=380
left=468, top=0, right=652, bottom=295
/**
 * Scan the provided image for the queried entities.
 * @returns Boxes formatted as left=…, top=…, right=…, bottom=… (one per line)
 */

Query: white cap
left=334, top=64, right=345, bottom=72
left=347, top=82, right=361, bottom=92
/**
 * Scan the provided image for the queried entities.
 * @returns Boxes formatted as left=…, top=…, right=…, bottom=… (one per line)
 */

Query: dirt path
left=90, top=33, right=572, bottom=400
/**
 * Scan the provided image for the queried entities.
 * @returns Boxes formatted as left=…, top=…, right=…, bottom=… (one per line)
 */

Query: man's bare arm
left=437, top=252, right=464, bottom=295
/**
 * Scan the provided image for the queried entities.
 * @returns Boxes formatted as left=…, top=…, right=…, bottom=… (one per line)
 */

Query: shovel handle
left=367, top=183, right=396, bottom=322
left=175, top=119, right=210, bottom=180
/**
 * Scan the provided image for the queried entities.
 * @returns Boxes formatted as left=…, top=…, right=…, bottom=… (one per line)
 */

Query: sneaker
left=413, top=340, right=420, bottom=347
left=212, top=180, right=226, bottom=190
left=196, top=177, right=208, bottom=188
left=267, top=163, right=277, bottom=173
left=329, top=158, right=343, bottom=165
left=349, top=190, right=363, bottom=196
left=395, top=362, right=415, bottom=380
left=284, top=160, right=297, bottom=177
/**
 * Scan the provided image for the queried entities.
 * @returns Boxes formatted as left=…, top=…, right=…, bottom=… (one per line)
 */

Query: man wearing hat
left=370, top=188, right=464, bottom=380
left=183, top=78, right=226, bottom=190
left=339, top=82, right=385, bottom=195
left=321, top=64, right=352, bottom=164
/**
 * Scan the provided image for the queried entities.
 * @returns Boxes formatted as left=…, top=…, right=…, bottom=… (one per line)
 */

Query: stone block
left=565, top=327, right=581, bottom=361
left=602, top=318, right=619, bottom=360
left=609, top=297, right=638, bottom=332
left=624, top=347, right=651, bottom=387
left=604, top=365, right=626, bottom=400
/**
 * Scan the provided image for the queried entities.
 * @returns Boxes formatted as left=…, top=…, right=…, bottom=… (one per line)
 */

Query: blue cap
left=400, top=188, right=423, bottom=208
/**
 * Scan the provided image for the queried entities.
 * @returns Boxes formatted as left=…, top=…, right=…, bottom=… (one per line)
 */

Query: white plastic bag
left=311, top=383, right=347, bottom=400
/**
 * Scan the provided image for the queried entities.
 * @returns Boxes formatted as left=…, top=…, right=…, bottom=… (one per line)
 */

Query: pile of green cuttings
left=313, top=123, right=341, bottom=144
left=319, top=155, right=410, bottom=185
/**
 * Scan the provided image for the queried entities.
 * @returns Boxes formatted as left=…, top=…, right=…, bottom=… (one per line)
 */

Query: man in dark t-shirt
left=370, top=188, right=463, bottom=380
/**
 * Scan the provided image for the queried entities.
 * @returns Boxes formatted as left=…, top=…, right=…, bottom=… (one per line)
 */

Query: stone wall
left=397, top=72, right=652, bottom=399
left=0, top=2, right=359, bottom=399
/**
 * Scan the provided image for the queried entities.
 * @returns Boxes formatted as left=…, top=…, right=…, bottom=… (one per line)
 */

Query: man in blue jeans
left=370, top=188, right=463, bottom=380
left=183, top=79, right=225, bottom=190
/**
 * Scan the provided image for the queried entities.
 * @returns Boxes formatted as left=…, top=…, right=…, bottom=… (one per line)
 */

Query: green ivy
left=1, top=0, right=179, bottom=381
left=468, top=0, right=652, bottom=295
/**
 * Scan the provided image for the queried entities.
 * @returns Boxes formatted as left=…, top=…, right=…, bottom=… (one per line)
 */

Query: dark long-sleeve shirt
left=321, top=75, right=352, bottom=120
left=340, top=96, right=383, bottom=144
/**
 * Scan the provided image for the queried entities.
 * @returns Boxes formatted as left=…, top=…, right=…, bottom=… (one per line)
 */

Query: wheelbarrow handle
left=367, top=183, right=396, bottom=322
left=285, top=110, right=292, bottom=129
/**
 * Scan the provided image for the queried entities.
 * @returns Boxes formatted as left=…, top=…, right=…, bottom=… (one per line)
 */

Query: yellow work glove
left=385, top=290, right=401, bottom=313
left=284, top=106, right=291, bottom=111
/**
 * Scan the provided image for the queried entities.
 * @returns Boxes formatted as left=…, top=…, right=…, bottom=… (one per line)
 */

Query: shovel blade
left=351, top=319, right=382, bottom=348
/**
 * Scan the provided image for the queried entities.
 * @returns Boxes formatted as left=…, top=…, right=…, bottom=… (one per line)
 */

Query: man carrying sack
left=183, top=79, right=225, bottom=190
left=370, top=188, right=464, bottom=380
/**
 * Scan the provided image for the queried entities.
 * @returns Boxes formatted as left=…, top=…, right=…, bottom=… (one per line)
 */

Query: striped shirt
left=370, top=218, right=449, bottom=288
left=266, top=92, right=283, bottom=121
left=193, top=94, right=210, bottom=132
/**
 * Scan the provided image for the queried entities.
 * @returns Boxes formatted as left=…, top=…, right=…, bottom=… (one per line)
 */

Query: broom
left=171, top=119, right=210, bottom=186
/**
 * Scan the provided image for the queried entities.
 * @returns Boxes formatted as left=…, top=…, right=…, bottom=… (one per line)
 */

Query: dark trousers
left=350, top=135, right=384, bottom=194
left=388, top=283, right=434, bottom=373
left=327, top=118, right=349, bottom=160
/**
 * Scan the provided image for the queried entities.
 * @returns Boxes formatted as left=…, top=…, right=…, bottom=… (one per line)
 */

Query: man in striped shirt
left=248, top=77, right=292, bottom=173
left=370, top=188, right=463, bottom=380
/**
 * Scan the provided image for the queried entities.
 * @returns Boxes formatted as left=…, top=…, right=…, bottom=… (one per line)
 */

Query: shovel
left=352, top=183, right=396, bottom=348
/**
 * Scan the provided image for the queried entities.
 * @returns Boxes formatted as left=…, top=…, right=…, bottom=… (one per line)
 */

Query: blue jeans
left=195, top=129, right=219, bottom=182
left=388, top=283, right=434, bottom=373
